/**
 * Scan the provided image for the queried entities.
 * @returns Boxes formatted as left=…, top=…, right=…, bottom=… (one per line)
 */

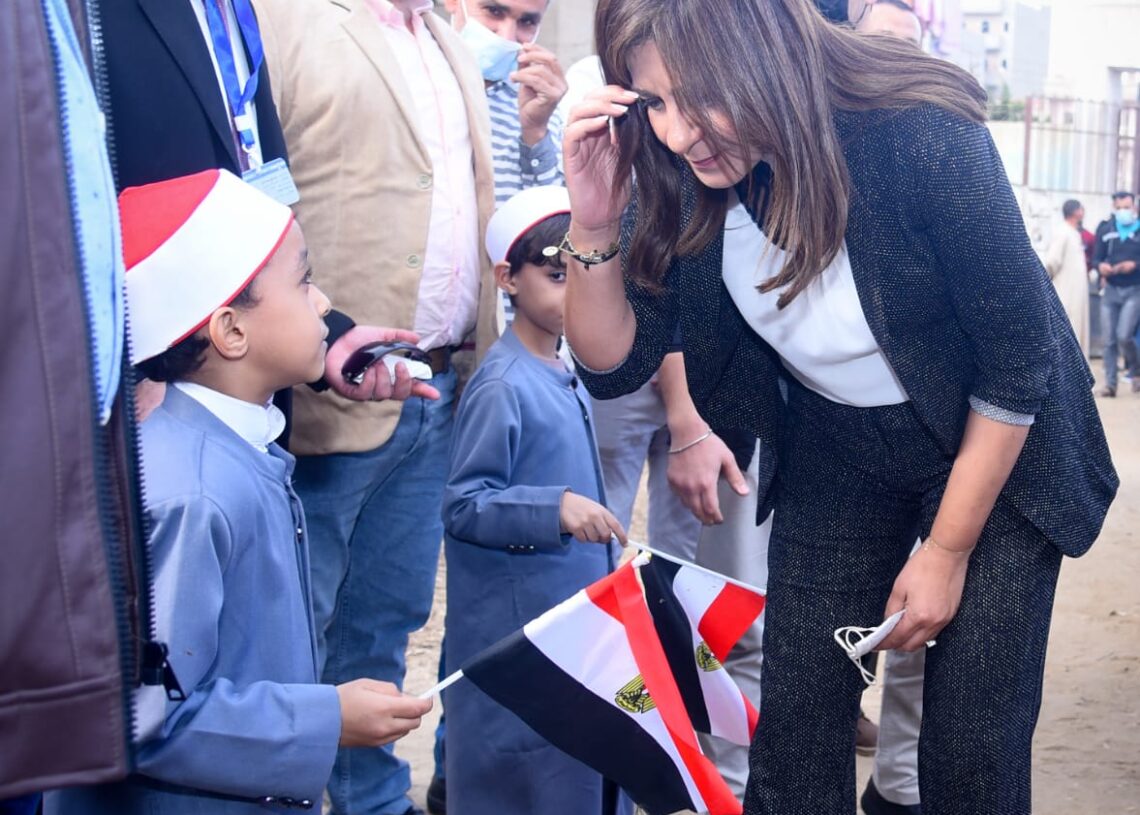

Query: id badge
left=242, top=157, right=300, bottom=206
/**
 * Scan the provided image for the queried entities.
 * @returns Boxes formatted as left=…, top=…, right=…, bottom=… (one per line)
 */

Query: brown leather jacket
left=1, top=0, right=148, bottom=797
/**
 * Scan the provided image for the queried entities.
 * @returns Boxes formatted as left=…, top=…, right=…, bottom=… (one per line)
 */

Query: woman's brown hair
left=596, top=0, right=987, bottom=306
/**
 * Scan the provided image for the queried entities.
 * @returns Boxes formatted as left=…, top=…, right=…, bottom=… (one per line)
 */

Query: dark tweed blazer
left=578, top=104, right=1118, bottom=557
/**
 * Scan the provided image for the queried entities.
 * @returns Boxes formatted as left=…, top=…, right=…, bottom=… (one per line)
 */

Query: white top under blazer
left=720, top=192, right=909, bottom=407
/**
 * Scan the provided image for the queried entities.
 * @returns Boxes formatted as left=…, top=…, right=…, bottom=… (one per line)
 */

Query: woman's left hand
left=878, top=544, right=971, bottom=652
left=666, top=430, right=749, bottom=525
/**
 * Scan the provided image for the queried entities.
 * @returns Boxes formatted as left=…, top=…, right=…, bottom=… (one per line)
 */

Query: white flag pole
left=625, top=539, right=767, bottom=596
left=418, top=669, right=465, bottom=700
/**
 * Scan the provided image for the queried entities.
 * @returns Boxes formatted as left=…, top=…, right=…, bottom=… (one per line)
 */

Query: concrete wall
left=536, top=0, right=598, bottom=66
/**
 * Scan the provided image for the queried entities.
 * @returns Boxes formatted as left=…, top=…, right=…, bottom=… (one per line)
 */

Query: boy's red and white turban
left=119, top=169, right=293, bottom=364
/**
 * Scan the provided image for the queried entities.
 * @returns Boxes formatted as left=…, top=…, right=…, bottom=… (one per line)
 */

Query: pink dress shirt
left=368, top=0, right=482, bottom=351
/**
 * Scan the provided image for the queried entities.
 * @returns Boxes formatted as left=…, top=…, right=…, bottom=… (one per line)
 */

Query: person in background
left=1045, top=199, right=1092, bottom=356
left=98, top=0, right=423, bottom=426
left=445, top=0, right=566, bottom=206
left=1093, top=191, right=1140, bottom=396
left=253, top=0, right=497, bottom=811
left=441, top=186, right=631, bottom=815
left=849, top=0, right=922, bottom=45
left=430, top=3, right=565, bottom=808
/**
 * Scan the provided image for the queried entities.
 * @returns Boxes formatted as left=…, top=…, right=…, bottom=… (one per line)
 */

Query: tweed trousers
left=743, top=383, right=1062, bottom=815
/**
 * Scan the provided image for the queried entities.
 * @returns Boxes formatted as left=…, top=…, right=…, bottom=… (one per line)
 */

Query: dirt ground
left=399, top=377, right=1140, bottom=814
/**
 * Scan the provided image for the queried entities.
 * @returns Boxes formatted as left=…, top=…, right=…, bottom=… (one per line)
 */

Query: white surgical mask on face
left=458, top=0, right=523, bottom=83
left=1115, top=208, right=1138, bottom=227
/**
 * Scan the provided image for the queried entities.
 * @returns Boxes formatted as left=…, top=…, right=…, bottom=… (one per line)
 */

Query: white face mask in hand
left=457, top=0, right=523, bottom=83
left=833, top=610, right=907, bottom=685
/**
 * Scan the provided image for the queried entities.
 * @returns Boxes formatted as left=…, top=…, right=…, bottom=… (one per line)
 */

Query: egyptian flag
left=461, top=556, right=761, bottom=815
left=639, top=557, right=765, bottom=747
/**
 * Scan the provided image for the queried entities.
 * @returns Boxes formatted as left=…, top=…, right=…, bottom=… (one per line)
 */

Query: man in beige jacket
left=254, top=1, right=496, bottom=812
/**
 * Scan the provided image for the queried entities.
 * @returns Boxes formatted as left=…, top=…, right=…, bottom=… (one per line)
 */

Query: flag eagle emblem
left=695, top=642, right=723, bottom=672
left=615, top=675, right=657, bottom=714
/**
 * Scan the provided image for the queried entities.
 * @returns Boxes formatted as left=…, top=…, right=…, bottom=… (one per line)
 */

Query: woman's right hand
left=562, top=85, right=640, bottom=239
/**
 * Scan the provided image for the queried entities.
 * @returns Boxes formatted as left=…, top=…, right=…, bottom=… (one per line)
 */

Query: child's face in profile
left=502, top=259, right=567, bottom=338
left=243, top=222, right=332, bottom=390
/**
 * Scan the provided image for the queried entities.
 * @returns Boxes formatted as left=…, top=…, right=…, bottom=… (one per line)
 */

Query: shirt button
left=407, top=254, right=421, bottom=268
left=296, top=527, right=303, bottom=537
left=530, top=158, right=540, bottom=168
left=417, top=173, right=432, bottom=190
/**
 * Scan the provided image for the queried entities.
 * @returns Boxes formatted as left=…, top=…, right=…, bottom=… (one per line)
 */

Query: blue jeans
left=1101, top=284, right=1140, bottom=389
left=294, top=371, right=456, bottom=815
left=0, top=795, right=40, bottom=815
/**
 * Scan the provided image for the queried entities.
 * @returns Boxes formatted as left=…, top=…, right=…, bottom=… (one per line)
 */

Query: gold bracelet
left=559, top=231, right=620, bottom=269
left=668, top=428, right=713, bottom=455
left=922, top=535, right=975, bottom=557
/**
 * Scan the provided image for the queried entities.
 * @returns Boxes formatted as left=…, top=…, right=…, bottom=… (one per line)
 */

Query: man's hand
left=323, top=326, right=441, bottom=402
left=667, top=429, right=749, bottom=525
left=512, top=43, right=567, bottom=146
left=560, top=491, right=627, bottom=545
left=1113, top=260, right=1137, bottom=275
left=336, top=679, right=432, bottom=747
left=1099, top=261, right=1114, bottom=277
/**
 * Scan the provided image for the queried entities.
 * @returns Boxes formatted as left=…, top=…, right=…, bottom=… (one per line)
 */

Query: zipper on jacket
left=84, top=0, right=182, bottom=706
left=47, top=0, right=184, bottom=761
left=44, top=0, right=141, bottom=759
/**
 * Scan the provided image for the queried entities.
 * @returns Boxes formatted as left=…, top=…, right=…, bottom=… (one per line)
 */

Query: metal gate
left=1011, top=97, right=1140, bottom=358
left=1020, top=97, right=1140, bottom=198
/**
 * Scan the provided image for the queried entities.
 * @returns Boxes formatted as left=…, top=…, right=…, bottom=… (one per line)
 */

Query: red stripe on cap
left=502, top=209, right=572, bottom=262
left=698, top=584, right=766, bottom=664
left=611, top=565, right=742, bottom=815
left=119, top=170, right=221, bottom=270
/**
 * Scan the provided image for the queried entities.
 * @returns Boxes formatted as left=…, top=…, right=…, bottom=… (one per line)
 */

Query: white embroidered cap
left=485, top=185, right=571, bottom=264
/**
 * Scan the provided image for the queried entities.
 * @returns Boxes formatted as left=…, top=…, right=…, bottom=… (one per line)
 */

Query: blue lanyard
left=202, top=0, right=263, bottom=158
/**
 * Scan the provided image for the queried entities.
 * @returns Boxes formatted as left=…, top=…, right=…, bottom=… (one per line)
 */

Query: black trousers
left=744, top=384, right=1062, bottom=815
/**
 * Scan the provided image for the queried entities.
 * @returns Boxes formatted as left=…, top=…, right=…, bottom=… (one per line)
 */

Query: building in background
left=1044, top=0, right=1140, bottom=104
left=958, top=0, right=1051, bottom=99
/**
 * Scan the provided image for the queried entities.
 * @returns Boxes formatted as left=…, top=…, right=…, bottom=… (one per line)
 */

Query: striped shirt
left=487, top=80, right=564, bottom=206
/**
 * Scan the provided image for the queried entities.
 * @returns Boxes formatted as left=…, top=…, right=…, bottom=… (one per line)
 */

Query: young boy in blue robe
left=441, top=186, right=633, bottom=815
left=47, top=170, right=431, bottom=815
